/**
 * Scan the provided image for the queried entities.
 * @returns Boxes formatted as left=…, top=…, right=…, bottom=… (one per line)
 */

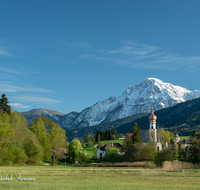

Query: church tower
left=149, top=107, right=157, bottom=144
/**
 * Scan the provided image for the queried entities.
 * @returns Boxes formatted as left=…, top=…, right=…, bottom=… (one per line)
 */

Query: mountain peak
left=146, top=77, right=162, bottom=82
left=145, top=78, right=166, bottom=85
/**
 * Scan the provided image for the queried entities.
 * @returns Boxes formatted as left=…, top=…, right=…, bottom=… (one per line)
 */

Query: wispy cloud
left=109, top=42, right=161, bottom=56
left=79, top=54, right=109, bottom=61
left=10, top=103, right=30, bottom=109
left=79, top=41, right=200, bottom=71
left=0, top=81, right=52, bottom=93
left=0, top=38, right=26, bottom=57
left=57, top=40, right=93, bottom=50
left=0, top=46, right=13, bottom=57
left=17, top=96, right=60, bottom=103
left=0, top=67, right=22, bottom=75
left=69, top=42, right=93, bottom=49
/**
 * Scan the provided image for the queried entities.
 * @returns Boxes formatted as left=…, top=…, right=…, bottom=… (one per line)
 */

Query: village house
left=173, top=133, right=191, bottom=149
left=97, top=142, right=123, bottom=160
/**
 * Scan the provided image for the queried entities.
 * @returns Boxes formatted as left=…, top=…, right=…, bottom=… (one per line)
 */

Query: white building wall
left=97, top=148, right=107, bottom=160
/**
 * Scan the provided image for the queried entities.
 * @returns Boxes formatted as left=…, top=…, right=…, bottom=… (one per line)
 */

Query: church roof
left=175, top=133, right=180, bottom=138
left=98, top=143, right=122, bottom=151
left=149, top=108, right=157, bottom=121
left=106, top=143, right=122, bottom=150
left=99, top=145, right=106, bottom=151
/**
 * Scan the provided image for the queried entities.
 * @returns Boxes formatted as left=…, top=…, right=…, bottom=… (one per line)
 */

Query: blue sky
left=0, top=0, right=200, bottom=114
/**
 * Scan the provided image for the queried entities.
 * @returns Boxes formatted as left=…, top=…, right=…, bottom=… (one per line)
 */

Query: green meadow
left=0, top=165, right=200, bottom=190
left=179, top=136, right=190, bottom=139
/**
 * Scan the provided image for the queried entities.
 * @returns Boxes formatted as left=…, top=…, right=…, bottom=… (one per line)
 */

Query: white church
left=97, top=108, right=167, bottom=159
left=148, top=108, right=167, bottom=151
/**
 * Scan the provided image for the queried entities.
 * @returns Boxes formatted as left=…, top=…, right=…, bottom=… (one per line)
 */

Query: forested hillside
left=65, top=113, right=148, bottom=141
left=116, top=97, right=200, bottom=136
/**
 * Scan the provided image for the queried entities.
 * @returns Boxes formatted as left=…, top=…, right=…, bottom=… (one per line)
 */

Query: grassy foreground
left=0, top=165, right=200, bottom=190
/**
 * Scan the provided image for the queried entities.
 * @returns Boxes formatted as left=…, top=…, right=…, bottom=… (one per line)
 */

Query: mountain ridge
left=20, top=78, right=200, bottom=129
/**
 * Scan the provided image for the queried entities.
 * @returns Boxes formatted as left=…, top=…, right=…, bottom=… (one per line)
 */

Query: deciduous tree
left=68, top=139, right=83, bottom=163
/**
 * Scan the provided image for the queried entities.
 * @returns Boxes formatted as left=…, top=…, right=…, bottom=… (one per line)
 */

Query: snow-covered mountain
left=58, top=78, right=200, bottom=128
left=20, top=78, right=200, bottom=128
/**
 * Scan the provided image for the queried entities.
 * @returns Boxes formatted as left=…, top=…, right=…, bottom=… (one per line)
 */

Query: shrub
left=163, top=160, right=182, bottom=172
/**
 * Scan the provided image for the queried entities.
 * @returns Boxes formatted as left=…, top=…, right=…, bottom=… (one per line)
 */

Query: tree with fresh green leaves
left=154, top=146, right=178, bottom=167
left=85, top=134, right=94, bottom=146
left=103, top=147, right=120, bottom=162
left=30, top=118, right=48, bottom=147
left=30, top=118, right=50, bottom=159
left=0, top=94, right=11, bottom=114
left=85, top=134, right=91, bottom=144
left=123, top=138, right=133, bottom=146
left=24, top=139, right=43, bottom=164
left=98, top=141, right=104, bottom=148
left=0, top=122, right=12, bottom=148
left=132, top=122, right=142, bottom=144
left=158, top=129, right=171, bottom=148
left=0, top=111, right=45, bottom=164
left=68, top=139, right=83, bottom=163
left=0, top=112, right=13, bottom=149
left=123, top=143, right=145, bottom=162
left=49, top=123, right=67, bottom=160
left=140, top=143, right=156, bottom=161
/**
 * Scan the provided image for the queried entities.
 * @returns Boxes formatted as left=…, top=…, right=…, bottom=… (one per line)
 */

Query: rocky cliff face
left=21, top=78, right=200, bottom=128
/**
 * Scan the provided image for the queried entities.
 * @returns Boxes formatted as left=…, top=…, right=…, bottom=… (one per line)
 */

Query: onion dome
left=149, top=108, right=157, bottom=121
left=175, top=133, right=180, bottom=139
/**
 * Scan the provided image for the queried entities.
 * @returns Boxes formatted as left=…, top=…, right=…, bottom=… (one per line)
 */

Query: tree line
left=0, top=94, right=68, bottom=165
left=95, top=129, right=118, bottom=142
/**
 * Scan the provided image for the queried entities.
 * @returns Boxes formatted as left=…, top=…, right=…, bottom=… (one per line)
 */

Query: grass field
left=180, top=136, right=190, bottom=139
left=0, top=165, right=200, bottom=189
left=83, top=139, right=124, bottom=158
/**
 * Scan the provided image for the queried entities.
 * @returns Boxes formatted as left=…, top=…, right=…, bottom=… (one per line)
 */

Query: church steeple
left=149, top=107, right=157, bottom=144
left=149, top=107, right=157, bottom=129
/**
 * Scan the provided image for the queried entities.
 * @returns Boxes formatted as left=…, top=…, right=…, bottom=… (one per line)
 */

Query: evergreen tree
left=102, top=131, right=105, bottom=140
left=105, top=131, right=108, bottom=140
left=108, top=130, right=112, bottom=140
left=132, top=122, right=142, bottom=144
left=95, top=131, right=99, bottom=142
left=0, top=94, right=11, bottom=114
left=111, top=129, right=118, bottom=138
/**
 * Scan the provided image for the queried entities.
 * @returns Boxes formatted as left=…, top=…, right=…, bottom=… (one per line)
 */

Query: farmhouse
left=97, top=142, right=123, bottom=160
left=173, top=133, right=191, bottom=149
